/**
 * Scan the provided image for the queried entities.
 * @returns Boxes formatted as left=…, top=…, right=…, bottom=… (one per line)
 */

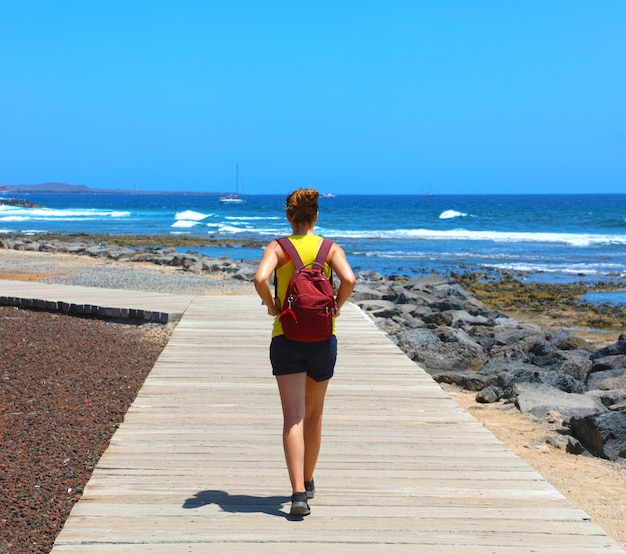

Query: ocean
left=2, top=192, right=626, bottom=293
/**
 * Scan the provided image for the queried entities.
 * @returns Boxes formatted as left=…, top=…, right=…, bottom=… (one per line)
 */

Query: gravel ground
left=0, top=249, right=254, bottom=295
left=0, top=307, right=173, bottom=553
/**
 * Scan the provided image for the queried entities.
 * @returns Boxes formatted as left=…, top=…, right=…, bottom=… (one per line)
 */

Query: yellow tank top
left=271, top=235, right=336, bottom=338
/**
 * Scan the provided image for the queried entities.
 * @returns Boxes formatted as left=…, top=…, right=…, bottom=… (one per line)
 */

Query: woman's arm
left=328, top=243, right=356, bottom=316
left=253, top=241, right=282, bottom=316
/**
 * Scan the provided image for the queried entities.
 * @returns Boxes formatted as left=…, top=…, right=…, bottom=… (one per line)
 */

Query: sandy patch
left=0, top=272, right=59, bottom=281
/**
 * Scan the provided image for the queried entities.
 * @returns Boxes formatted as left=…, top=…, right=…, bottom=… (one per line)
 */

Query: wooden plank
left=8, top=289, right=613, bottom=553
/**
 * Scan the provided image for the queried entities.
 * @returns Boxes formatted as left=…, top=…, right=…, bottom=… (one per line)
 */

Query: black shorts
left=270, top=335, right=337, bottom=382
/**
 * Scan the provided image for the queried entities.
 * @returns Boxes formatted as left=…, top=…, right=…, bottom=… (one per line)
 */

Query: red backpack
left=275, top=237, right=336, bottom=342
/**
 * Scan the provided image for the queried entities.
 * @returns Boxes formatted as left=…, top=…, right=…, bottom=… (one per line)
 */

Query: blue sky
left=1, top=1, right=625, bottom=195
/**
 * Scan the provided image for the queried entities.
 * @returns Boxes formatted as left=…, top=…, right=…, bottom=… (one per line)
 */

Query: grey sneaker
left=305, top=480, right=315, bottom=499
left=290, top=492, right=311, bottom=516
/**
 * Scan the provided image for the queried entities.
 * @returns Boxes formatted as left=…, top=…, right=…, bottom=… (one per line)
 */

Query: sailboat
left=219, top=164, right=246, bottom=204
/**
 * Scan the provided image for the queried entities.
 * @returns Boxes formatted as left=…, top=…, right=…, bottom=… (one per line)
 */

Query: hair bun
left=286, top=188, right=320, bottom=224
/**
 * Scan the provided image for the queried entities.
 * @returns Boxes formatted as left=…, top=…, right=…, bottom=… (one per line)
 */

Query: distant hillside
left=0, top=182, right=225, bottom=195
left=0, top=182, right=93, bottom=193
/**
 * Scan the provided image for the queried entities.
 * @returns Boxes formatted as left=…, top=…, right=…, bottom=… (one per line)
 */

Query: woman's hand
left=268, top=297, right=281, bottom=317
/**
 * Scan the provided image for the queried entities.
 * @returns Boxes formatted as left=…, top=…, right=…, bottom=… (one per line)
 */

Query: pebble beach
left=1, top=244, right=625, bottom=551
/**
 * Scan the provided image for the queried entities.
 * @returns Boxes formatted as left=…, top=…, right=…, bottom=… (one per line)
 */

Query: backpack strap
left=276, top=237, right=305, bottom=270
left=313, top=239, right=334, bottom=270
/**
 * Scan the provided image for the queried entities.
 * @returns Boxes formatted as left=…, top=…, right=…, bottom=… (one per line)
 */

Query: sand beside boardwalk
left=1, top=248, right=625, bottom=549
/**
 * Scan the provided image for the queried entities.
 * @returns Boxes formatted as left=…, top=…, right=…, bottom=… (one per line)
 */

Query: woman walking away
left=254, top=188, right=356, bottom=517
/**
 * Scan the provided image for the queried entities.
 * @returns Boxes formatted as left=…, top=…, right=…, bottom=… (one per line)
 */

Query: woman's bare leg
left=304, top=376, right=329, bottom=482
left=276, top=373, right=307, bottom=493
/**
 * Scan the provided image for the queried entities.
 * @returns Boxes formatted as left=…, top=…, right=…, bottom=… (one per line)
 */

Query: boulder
left=433, top=297, right=485, bottom=313
left=15, top=241, right=41, bottom=251
left=432, top=282, right=472, bottom=300
left=125, top=252, right=160, bottom=263
left=591, top=341, right=626, bottom=359
left=492, top=327, right=532, bottom=346
left=355, top=299, right=396, bottom=313
left=586, top=389, right=626, bottom=409
left=476, top=386, right=504, bottom=403
left=356, top=270, right=387, bottom=283
left=393, top=288, right=437, bottom=306
left=598, top=375, right=626, bottom=391
left=411, top=341, right=487, bottom=373
left=38, top=242, right=59, bottom=253
left=374, top=318, right=406, bottom=336
left=587, top=368, right=626, bottom=390
left=590, top=354, right=626, bottom=372
left=440, top=328, right=481, bottom=347
left=565, top=436, right=589, bottom=455
left=556, top=354, right=593, bottom=383
left=423, top=312, right=453, bottom=326
left=351, top=286, right=386, bottom=301
left=547, top=331, right=594, bottom=352
left=493, top=316, right=522, bottom=329
left=233, top=267, right=256, bottom=281
left=434, top=372, right=488, bottom=391
left=529, top=338, right=558, bottom=357
left=512, top=383, right=607, bottom=419
left=66, top=245, right=87, bottom=254
left=570, top=411, right=626, bottom=461
left=395, top=329, right=441, bottom=351
left=405, top=273, right=451, bottom=288
left=364, top=303, right=412, bottom=321
left=478, top=360, right=541, bottom=391
left=489, top=332, right=546, bottom=364
left=84, top=245, right=109, bottom=257
left=448, top=310, right=493, bottom=328
left=478, top=358, right=539, bottom=378
left=539, top=371, right=587, bottom=394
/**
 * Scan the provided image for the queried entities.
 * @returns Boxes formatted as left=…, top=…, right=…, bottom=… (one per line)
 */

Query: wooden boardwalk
left=2, top=281, right=623, bottom=552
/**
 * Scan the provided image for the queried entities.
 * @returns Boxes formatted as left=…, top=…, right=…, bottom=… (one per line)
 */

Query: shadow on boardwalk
left=183, top=490, right=289, bottom=518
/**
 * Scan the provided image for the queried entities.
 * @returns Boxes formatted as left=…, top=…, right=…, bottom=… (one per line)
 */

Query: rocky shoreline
left=1, top=233, right=625, bottom=464
left=351, top=270, right=626, bottom=463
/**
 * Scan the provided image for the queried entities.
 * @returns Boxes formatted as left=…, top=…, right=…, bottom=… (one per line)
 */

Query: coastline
left=3, top=233, right=625, bottom=340
left=1, top=243, right=625, bottom=549
left=3, top=193, right=626, bottom=283
left=453, top=270, right=626, bottom=349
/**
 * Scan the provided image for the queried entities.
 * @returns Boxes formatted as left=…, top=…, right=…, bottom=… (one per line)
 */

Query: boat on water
left=218, top=193, right=244, bottom=204
left=219, top=164, right=246, bottom=204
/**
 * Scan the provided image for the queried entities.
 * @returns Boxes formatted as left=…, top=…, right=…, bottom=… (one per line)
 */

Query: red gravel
left=0, top=306, right=171, bottom=553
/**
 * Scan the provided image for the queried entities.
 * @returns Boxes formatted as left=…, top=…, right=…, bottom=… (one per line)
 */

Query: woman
left=254, top=188, right=356, bottom=516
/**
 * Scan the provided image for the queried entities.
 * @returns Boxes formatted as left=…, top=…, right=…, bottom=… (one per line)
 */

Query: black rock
left=570, top=411, right=626, bottom=461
